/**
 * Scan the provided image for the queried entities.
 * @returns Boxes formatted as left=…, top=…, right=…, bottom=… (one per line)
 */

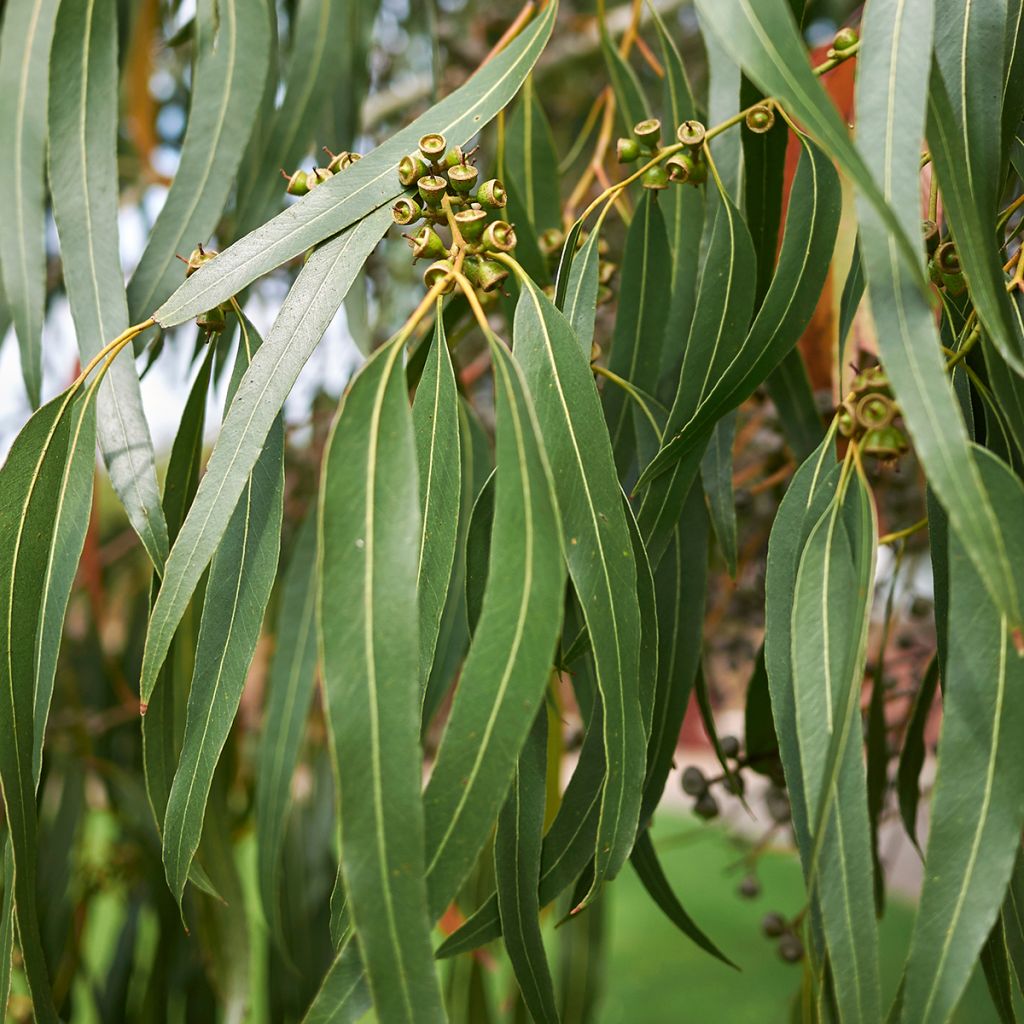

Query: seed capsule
left=676, top=119, right=707, bottom=147
left=856, top=393, right=895, bottom=430
left=762, top=913, right=786, bottom=938
left=306, top=166, right=332, bottom=189
left=642, top=164, right=669, bottom=191
left=324, top=148, right=351, bottom=173
left=476, top=178, right=507, bottom=208
left=184, top=244, right=218, bottom=277
left=745, top=104, right=776, bottom=134
left=442, top=146, right=465, bottom=168
left=418, top=132, right=447, bottom=162
left=720, top=735, right=741, bottom=759
left=694, top=791, right=719, bottom=820
left=778, top=933, right=805, bottom=964
left=417, top=174, right=449, bottom=207
left=936, top=241, right=960, bottom=274
left=617, top=137, right=641, bottom=163
left=399, top=153, right=430, bottom=186
left=197, top=305, right=226, bottom=332
left=681, top=765, right=707, bottom=796
left=454, top=207, right=488, bottom=242
left=281, top=168, right=310, bottom=196
left=466, top=256, right=509, bottom=293
left=409, top=226, right=446, bottom=260
left=448, top=162, right=479, bottom=194
left=482, top=219, right=517, bottom=252
left=538, top=228, right=564, bottom=255
left=862, top=424, right=909, bottom=459
left=921, top=218, right=940, bottom=255
left=423, top=259, right=456, bottom=294
left=633, top=117, right=662, bottom=147
left=737, top=875, right=761, bottom=899
left=687, top=156, right=708, bottom=186
left=666, top=153, right=692, bottom=183
left=392, top=196, right=423, bottom=225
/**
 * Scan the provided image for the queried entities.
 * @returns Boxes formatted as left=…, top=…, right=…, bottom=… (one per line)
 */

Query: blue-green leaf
left=126, top=0, right=272, bottom=319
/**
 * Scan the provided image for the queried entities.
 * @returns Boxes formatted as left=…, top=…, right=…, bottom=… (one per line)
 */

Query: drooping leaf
left=901, top=450, right=1024, bottom=1024
left=495, top=711, right=559, bottom=1024
left=630, top=828, right=735, bottom=968
left=700, top=412, right=738, bottom=577
left=422, top=331, right=565, bottom=913
left=154, top=2, right=557, bottom=327
left=161, top=319, right=285, bottom=907
left=510, top=276, right=644, bottom=897
left=139, top=206, right=391, bottom=705
left=604, top=190, right=672, bottom=475
left=48, top=0, right=169, bottom=574
left=927, top=2, right=1024, bottom=374
left=0, top=390, right=87, bottom=1022
left=855, top=0, right=1024, bottom=628
left=234, top=0, right=357, bottom=236
left=692, top=0, right=923, bottom=279
left=126, top=0, right=272, bottom=319
left=896, top=657, right=939, bottom=852
left=0, top=0, right=60, bottom=406
left=256, top=510, right=319, bottom=948
left=412, top=306, right=461, bottom=687
left=791, top=468, right=881, bottom=1023
left=318, top=333, right=445, bottom=1022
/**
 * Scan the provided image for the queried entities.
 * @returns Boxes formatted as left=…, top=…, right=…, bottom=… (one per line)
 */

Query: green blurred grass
left=597, top=813, right=998, bottom=1024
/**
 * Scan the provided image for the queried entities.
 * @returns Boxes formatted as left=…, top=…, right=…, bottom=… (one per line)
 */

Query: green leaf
left=161, top=320, right=285, bottom=907
left=764, top=434, right=840, bottom=866
left=599, top=21, right=648, bottom=133
left=126, top=0, right=272, bottom=319
left=318, top=334, right=445, bottom=1022
left=234, top=0, right=356, bottom=236
left=154, top=2, right=557, bottom=328
left=0, top=390, right=86, bottom=1022
left=623, top=494, right=658, bottom=741
left=791, top=469, right=881, bottom=1023
left=142, top=341, right=215, bottom=829
left=139, top=206, right=390, bottom=704
left=48, top=0, right=169, bottom=574
left=896, top=657, right=939, bottom=852
left=855, top=0, right=1024, bottom=627
left=641, top=482, right=708, bottom=819
left=0, top=0, right=60, bottom=406
left=700, top=413, right=738, bottom=576
left=637, top=182, right=756, bottom=560
left=562, top=224, right=602, bottom=355
left=422, top=331, right=565, bottom=912
left=901, top=450, right=1024, bottom=1024
left=1001, top=847, right=1024, bottom=999
left=630, top=828, right=735, bottom=968
left=0, top=849, right=12, bottom=1013
left=604, top=190, right=673, bottom=475
left=981, top=916, right=1018, bottom=1024
left=691, top=0, right=923, bottom=281
left=510, top=276, right=644, bottom=896
left=839, top=239, right=865, bottom=354
left=927, top=26, right=1024, bottom=374
left=495, top=711, right=559, bottom=1024
left=464, top=473, right=495, bottom=636
left=638, top=135, right=839, bottom=494
left=412, top=306, right=461, bottom=686
left=742, top=648, right=777, bottom=771
left=764, top=350, right=823, bottom=461
left=256, top=510, right=318, bottom=948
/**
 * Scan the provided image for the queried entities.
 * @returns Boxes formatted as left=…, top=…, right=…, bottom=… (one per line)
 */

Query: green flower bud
left=617, top=137, right=641, bottom=163
left=418, top=132, right=447, bottom=162
left=832, top=26, right=859, bottom=54
left=476, top=178, right=507, bottom=208
left=745, top=104, right=776, bottom=134
left=409, top=225, right=447, bottom=260
left=632, top=117, right=661, bottom=147
left=417, top=174, right=449, bottom=207
left=448, top=162, right=479, bottom=194
left=392, top=196, right=423, bottom=225
left=642, top=164, right=669, bottom=191
left=482, top=219, right=517, bottom=252
left=676, top=119, right=707, bottom=148
left=399, top=152, right=430, bottom=186
left=281, top=168, right=310, bottom=196
left=423, top=259, right=456, bottom=293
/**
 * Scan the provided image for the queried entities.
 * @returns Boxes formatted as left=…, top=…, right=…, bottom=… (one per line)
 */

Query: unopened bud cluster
left=281, top=149, right=362, bottom=196
left=394, top=133, right=515, bottom=295
left=837, top=366, right=909, bottom=460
